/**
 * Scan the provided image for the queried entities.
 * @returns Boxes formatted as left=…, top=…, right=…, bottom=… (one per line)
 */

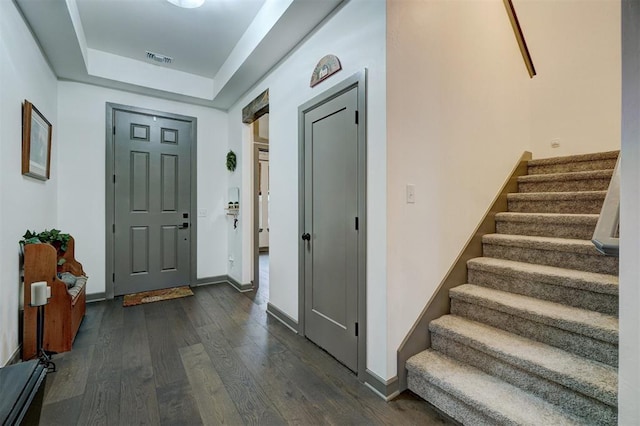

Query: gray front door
left=302, top=86, right=359, bottom=372
left=113, top=109, right=192, bottom=296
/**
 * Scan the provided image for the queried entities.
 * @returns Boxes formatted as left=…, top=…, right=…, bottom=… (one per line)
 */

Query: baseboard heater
left=0, top=359, right=47, bottom=425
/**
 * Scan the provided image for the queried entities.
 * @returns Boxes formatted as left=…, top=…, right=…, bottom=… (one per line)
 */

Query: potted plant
left=226, top=150, right=237, bottom=172
left=20, top=229, right=71, bottom=265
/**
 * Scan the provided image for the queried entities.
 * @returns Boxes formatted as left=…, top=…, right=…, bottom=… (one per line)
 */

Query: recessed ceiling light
left=166, top=0, right=205, bottom=8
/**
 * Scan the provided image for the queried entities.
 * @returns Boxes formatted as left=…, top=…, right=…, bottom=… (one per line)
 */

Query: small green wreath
left=226, top=150, right=237, bottom=172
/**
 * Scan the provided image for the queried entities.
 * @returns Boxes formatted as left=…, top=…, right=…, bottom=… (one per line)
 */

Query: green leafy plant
left=226, top=150, right=237, bottom=172
left=21, top=229, right=71, bottom=253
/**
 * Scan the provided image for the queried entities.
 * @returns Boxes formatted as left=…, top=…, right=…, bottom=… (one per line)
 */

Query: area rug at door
left=123, top=286, right=193, bottom=307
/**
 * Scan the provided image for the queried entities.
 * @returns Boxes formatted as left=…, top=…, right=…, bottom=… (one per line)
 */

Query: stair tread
left=508, top=191, right=606, bottom=201
left=518, top=169, right=613, bottom=183
left=528, top=151, right=619, bottom=167
left=468, top=257, right=618, bottom=295
left=483, top=233, right=606, bottom=255
left=430, top=315, right=618, bottom=406
left=407, top=350, right=584, bottom=425
left=495, top=212, right=599, bottom=225
left=450, top=284, right=618, bottom=343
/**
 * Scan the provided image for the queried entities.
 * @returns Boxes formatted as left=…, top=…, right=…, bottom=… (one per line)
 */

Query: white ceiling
left=76, top=0, right=265, bottom=78
left=15, top=0, right=345, bottom=109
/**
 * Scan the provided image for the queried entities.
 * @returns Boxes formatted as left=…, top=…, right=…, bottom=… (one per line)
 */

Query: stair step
left=467, top=257, right=618, bottom=314
left=527, top=151, right=619, bottom=175
left=507, top=191, right=606, bottom=214
left=449, top=284, right=618, bottom=366
left=518, top=169, right=613, bottom=193
left=495, top=212, right=598, bottom=239
left=406, top=350, right=584, bottom=426
left=482, top=233, right=618, bottom=275
left=430, top=316, right=617, bottom=413
left=450, top=284, right=618, bottom=344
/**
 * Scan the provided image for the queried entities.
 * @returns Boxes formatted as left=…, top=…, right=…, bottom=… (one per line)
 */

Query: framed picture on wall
left=22, top=100, right=52, bottom=181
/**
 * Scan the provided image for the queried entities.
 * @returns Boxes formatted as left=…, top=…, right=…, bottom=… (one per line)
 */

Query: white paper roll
left=31, top=281, right=48, bottom=306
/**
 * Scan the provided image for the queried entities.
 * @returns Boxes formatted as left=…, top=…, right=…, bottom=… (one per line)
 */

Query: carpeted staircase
left=406, top=151, right=619, bottom=425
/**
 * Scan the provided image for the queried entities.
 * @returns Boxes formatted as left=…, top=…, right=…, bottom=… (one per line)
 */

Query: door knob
left=178, top=222, right=189, bottom=229
left=301, top=233, right=311, bottom=241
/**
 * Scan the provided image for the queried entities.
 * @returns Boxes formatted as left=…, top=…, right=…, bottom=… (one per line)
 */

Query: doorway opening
left=253, top=113, right=269, bottom=304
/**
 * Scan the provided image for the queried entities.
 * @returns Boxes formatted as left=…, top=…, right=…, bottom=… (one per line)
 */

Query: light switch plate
left=407, top=184, right=416, bottom=204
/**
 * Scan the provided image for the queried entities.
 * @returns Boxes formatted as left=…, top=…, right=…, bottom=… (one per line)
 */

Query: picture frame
left=22, top=100, right=52, bottom=180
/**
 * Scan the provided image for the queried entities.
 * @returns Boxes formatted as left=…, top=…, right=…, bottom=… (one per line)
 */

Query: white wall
left=227, top=0, right=388, bottom=377
left=516, top=0, right=621, bottom=159
left=56, top=81, right=229, bottom=296
left=386, top=0, right=532, bottom=378
left=0, top=0, right=59, bottom=365
left=386, top=0, right=620, bottom=379
left=619, top=0, right=639, bottom=421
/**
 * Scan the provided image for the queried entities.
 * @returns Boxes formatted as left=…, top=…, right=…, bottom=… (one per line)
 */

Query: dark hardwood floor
left=39, top=282, right=453, bottom=425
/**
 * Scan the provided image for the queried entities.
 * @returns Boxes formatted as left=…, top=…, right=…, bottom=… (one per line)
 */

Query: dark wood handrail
left=503, top=0, right=536, bottom=78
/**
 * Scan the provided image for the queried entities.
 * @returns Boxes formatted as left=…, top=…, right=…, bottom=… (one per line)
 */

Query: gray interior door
left=113, top=110, right=192, bottom=296
left=303, top=86, right=359, bottom=372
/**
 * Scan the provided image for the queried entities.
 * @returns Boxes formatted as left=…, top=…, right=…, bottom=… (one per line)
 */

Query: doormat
left=123, top=286, right=193, bottom=307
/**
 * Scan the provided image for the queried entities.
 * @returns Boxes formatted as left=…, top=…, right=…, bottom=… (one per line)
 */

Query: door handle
left=178, top=222, right=189, bottom=229
left=301, top=233, right=311, bottom=241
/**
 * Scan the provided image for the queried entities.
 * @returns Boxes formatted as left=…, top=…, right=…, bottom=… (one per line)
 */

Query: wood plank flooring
left=39, top=283, right=453, bottom=425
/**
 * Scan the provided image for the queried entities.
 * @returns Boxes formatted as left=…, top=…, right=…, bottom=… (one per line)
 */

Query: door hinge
left=355, top=322, right=359, bottom=337
left=112, top=273, right=115, bottom=282
left=355, top=217, right=359, bottom=231
left=113, top=174, right=116, bottom=183
left=113, top=125, right=116, bottom=135
left=112, top=224, right=115, bottom=233
left=355, top=110, right=359, bottom=125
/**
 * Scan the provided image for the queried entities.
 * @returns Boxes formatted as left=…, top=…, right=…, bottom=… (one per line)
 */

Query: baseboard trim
left=266, top=303, right=298, bottom=333
left=226, top=276, right=253, bottom=293
left=4, top=345, right=22, bottom=366
left=364, top=370, right=400, bottom=401
left=89, top=276, right=241, bottom=301
left=194, top=275, right=230, bottom=287
left=87, top=292, right=106, bottom=303
left=195, top=275, right=252, bottom=292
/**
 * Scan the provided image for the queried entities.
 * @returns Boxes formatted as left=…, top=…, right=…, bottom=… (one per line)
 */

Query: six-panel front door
left=303, top=86, right=359, bottom=372
left=113, top=110, right=192, bottom=296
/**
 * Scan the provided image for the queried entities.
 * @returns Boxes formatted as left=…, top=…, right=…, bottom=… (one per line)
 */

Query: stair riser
left=467, top=269, right=618, bottom=315
left=450, top=300, right=618, bottom=366
left=482, top=243, right=619, bottom=275
left=495, top=220, right=596, bottom=240
left=519, top=178, right=612, bottom=193
left=431, top=334, right=617, bottom=425
left=508, top=198, right=604, bottom=214
left=527, top=159, right=617, bottom=175
left=407, top=374, right=503, bottom=426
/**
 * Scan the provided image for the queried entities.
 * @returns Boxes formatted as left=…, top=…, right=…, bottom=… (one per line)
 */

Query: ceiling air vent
left=146, top=51, right=173, bottom=64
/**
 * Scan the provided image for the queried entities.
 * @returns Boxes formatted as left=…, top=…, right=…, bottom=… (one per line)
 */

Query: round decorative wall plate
left=310, top=54, right=342, bottom=87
